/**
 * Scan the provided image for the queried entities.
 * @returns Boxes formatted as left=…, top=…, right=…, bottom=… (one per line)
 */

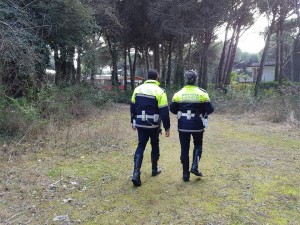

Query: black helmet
left=184, top=70, right=198, bottom=85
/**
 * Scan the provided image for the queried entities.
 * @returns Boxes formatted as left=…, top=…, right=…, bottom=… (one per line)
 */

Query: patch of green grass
left=48, top=167, right=63, bottom=177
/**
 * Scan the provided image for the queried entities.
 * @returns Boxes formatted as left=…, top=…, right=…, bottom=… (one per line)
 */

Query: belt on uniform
left=177, top=110, right=196, bottom=120
left=137, top=111, right=160, bottom=122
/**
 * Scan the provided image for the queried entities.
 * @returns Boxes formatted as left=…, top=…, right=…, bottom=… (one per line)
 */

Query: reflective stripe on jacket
left=130, top=80, right=170, bottom=130
left=170, top=85, right=214, bottom=132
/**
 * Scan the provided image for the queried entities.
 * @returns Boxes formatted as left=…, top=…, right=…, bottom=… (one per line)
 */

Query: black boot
left=151, top=154, right=161, bottom=176
left=181, top=157, right=190, bottom=182
left=190, top=148, right=202, bottom=176
left=132, top=154, right=143, bottom=186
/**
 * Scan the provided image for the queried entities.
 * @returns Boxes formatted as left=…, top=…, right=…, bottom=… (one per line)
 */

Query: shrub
left=0, top=85, right=39, bottom=139
left=210, top=83, right=300, bottom=126
left=36, top=84, right=107, bottom=122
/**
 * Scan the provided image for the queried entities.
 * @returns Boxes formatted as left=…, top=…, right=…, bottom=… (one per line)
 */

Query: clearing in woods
left=0, top=103, right=300, bottom=224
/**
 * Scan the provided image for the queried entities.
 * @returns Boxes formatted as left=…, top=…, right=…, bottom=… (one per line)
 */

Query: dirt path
left=1, top=103, right=300, bottom=224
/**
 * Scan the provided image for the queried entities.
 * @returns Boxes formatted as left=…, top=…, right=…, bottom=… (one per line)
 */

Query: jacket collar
left=184, top=85, right=197, bottom=88
left=145, top=80, right=160, bottom=86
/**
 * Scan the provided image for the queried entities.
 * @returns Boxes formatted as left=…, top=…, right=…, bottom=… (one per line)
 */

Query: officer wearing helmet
left=130, top=69, right=171, bottom=187
left=170, top=70, right=214, bottom=182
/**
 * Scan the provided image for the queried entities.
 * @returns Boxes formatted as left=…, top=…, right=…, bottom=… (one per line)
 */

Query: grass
left=0, top=103, right=300, bottom=224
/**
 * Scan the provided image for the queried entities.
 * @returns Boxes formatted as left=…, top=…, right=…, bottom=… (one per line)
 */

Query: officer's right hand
left=165, top=129, right=170, bottom=137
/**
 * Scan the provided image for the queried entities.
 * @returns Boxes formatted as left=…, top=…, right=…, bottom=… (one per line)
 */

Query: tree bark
left=278, top=12, right=284, bottom=85
left=275, top=28, right=280, bottom=81
left=225, top=22, right=242, bottom=86
left=154, top=40, right=160, bottom=72
left=166, top=39, right=173, bottom=87
left=145, top=47, right=150, bottom=71
left=174, top=40, right=184, bottom=86
left=160, top=41, right=167, bottom=87
left=128, top=47, right=134, bottom=90
left=76, top=47, right=82, bottom=84
left=254, top=8, right=278, bottom=97
left=107, top=35, right=119, bottom=86
left=54, top=46, right=61, bottom=86
left=132, top=44, right=138, bottom=86
left=217, top=24, right=229, bottom=87
left=187, top=37, right=192, bottom=69
left=123, top=47, right=128, bottom=90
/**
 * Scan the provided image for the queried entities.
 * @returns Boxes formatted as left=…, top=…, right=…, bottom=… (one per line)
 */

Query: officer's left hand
left=132, top=124, right=137, bottom=131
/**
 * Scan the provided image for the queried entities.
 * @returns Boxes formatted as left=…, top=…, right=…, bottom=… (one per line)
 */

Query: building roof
left=247, top=61, right=275, bottom=67
left=95, top=74, right=144, bottom=80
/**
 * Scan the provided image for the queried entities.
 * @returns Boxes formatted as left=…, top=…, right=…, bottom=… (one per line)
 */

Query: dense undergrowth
left=0, top=84, right=132, bottom=143
left=209, top=83, right=300, bottom=124
left=0, top=82, right=299, bottom=144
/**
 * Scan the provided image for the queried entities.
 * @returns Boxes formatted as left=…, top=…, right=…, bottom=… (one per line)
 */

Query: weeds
left=0, top=84, right=127, bottom=144
left=209, top=83, right=300, bottom=126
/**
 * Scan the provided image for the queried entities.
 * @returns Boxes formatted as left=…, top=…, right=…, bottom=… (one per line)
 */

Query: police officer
left=170, top=70, right=214, bottom=182
left=130, top=69, right=170, bottom=187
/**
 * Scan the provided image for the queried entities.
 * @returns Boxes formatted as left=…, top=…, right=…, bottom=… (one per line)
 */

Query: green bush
left=0, top=84, right=109, bottom=141
left=230, top=71, right=238, bottom=84
left=0, top=85, right=39, bottom=139
left=100, top=88, right=133, bottom=104
left=36, top=84, right=107, bottom=122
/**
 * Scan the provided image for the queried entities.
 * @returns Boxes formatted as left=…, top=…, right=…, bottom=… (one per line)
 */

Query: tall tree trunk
left=225, top=22, right=242, bottom=86
left=132, top=44, right=138, bottom=86
left=54, top=46, right=61, bottom=86
left=160, top=41, right=167, bottom=87
left=90, top=59, right=96, bottom=84
left=66, top=47, right=75, bottom=84
left=76, top=47, right=82, bottom=84
left=112, top=54, right=118, bottom=87
left=201, top=30, right=212, bottom=89
left=289, top=32, right=300, bottom=81
left=166, top=39, right=173, bottom=87
left=145, top=47, right=150, bottom=71
left=174, top=41, right=184, bottom=86
left=278, top=7, right=285, bottom=85
left=154, top=40, right=160, bottom=72
left=202, top=52, right=208, bottom=90
left=275, top=28, right=280, bottom=81
left=60, top=48, right=67, bottom=83
left=198, top=55, right=204, bottom=87
left=217, top=24, right=229, bottom=87
left=254, top=8, right=277, bottom=97
left=123, top=47, right=128, bottom=90
left=291, top=0, right=300, bottom=81
left=107, top=36, right=118, bottom=87
left=222, top=25, right=236, bottom=86
left=187, top=37, right=192, bottom=69
left=128, top=47, right=134, bottom=90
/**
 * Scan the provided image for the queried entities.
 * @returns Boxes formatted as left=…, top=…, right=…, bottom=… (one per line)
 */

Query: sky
left=216, top=15, right=269, bottom=54
left=237, top=16, right=269, bottom=54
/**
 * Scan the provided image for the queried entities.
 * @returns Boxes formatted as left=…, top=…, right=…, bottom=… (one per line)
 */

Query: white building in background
left=94, top=65, right=143, bottom=89
left=239, top=61, right=276, bottom=83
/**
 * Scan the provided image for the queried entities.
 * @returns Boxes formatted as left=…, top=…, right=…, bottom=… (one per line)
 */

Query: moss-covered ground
left=1, top=104, right=299, bottom=224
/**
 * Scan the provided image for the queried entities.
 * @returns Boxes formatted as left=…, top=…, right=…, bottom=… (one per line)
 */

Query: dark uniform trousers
left=179, top=131, right=203, bottom=167
left=136, top=128, right=160, bottom=159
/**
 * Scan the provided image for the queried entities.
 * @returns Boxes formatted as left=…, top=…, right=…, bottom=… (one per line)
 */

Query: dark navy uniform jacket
left=170, top=85, right=214, bottom=132
left=130, top=80, right=170, bottom=131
